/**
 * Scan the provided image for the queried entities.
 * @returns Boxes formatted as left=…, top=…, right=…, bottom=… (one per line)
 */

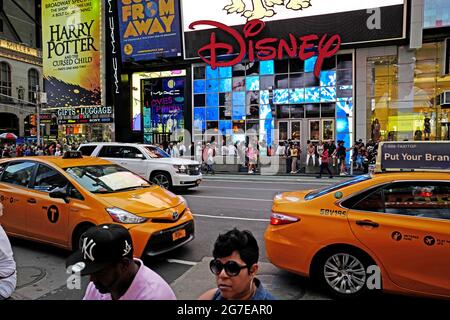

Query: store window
left=0, top=62, right=12, bottom=103
left=142, top=72, right=186, bottom=144
left=367, top=43, right=450, bottom=142
left=28, top=69, right=39, bottom=103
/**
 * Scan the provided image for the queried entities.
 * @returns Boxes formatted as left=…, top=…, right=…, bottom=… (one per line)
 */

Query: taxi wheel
left=315, top=248, right=378, bottom=299
left=151, top=172, right=172, bottom=190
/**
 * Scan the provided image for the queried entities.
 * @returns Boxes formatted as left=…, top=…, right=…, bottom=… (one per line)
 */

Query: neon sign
left=189, top=19, right=341, bottom=78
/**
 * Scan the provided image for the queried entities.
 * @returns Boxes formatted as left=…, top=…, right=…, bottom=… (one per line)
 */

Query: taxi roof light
left=62, top=151, right=83, bottom=159
left=375, top=141, right=450, bottom=173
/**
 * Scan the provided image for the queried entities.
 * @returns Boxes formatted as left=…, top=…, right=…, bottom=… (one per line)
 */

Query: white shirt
left=227, top=145, right=236, bottom=156
left=0, top=225, right=16, bottom=299
left=276, top=145, right=286, bottom=156
left=221, top=145, right=228, bottom=156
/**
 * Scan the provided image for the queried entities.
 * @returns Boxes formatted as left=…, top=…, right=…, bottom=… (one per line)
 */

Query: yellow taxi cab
left=0, top=151, right=194, bottom=258
left=265, top=142, right=450, bottom=299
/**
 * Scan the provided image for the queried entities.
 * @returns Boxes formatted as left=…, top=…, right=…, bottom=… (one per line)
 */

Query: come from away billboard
left=118, top=0, right=182, bottom=62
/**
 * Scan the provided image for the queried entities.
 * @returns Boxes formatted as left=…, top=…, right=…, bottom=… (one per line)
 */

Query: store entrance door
left=278, top=120, right=301, bottom=144
left=278, top=119, right=335, bottom=147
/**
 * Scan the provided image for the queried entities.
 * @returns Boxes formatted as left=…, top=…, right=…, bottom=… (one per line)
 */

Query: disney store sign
left=189, top=19, right=341, bottom=78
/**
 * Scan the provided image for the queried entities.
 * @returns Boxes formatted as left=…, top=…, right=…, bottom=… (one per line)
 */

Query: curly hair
left=213, top=228, right=259, bottom=267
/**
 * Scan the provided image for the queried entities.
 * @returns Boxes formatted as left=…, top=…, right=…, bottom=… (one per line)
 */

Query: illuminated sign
left=118, top=0, right=182, bottom=61
left=183, top=0, right=404, bottom=30
left=189, top=19, right=341, bottom=78
left=183, top=0, right=406, bottom=59
left=0, top=39, right=41, bottom=57
left=56, top=106, right=114, bottom=124
left=42, top=0, right=102, bottom=108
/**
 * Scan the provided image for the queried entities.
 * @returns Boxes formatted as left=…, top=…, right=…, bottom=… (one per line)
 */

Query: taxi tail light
left=270, top=212, right=300, bottom=225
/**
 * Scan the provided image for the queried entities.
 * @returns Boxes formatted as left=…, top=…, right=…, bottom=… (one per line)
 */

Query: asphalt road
left=8, top=175, right=425, bottom=301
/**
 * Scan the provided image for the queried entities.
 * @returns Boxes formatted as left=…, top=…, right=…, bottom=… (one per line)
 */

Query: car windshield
left=65, top=165, right=151, bottom=194
left=305, top=175, right=372, bottom=200
left=143, top=146, right=170, bottom=158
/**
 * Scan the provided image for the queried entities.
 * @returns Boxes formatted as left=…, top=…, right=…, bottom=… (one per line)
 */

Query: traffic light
left=30, top=115, right=37, bottom=126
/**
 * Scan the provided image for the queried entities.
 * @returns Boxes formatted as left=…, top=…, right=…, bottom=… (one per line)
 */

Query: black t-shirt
left=337, top=146, right=346, bottom=157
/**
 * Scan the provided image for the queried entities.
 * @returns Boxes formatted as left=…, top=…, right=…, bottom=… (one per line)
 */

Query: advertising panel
left=380, top=142, right=450, bottom=171
left=118, top=0, right=182, bottom=62
left=183, top=0, right=406, bottom=59
left=42, top=0, right=101, bottom=108
left=143, top=77, right=185, bottom=134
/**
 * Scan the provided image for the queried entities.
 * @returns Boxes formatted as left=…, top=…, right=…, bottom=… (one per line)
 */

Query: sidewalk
left=201, top=172, right=355, bottom=183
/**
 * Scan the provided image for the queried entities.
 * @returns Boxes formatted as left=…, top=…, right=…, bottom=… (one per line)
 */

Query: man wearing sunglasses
left=198, top=229, right=276, bottom=300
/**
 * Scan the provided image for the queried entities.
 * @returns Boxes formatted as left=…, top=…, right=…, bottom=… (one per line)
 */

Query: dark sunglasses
left=209, top=259, right=249, bottom=277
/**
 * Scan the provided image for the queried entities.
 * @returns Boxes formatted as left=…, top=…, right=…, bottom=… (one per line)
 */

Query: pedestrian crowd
left=0, top=141, right=79, bottom=159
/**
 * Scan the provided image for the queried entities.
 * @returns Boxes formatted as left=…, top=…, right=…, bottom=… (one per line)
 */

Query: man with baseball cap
left=66, top=224, right=176, bottom=300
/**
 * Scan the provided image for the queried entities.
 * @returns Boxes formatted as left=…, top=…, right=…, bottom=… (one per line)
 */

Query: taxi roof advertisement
left=118, top=0, right=182, bottom=62
left=182, top=0, right=406, bottom=59
left=42, top=0, right=102, bottom=108
left=381, top=142, right=450, bottom=171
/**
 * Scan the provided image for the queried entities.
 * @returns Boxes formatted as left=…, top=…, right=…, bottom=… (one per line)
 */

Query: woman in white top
left=0, top=203, right=16, bottom=300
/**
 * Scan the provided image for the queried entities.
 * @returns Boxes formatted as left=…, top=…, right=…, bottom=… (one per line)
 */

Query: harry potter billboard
left=42, top=0, right=101, bottom=108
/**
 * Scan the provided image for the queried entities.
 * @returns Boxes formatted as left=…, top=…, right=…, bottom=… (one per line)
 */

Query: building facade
left=113, top=0, right=450, bottom=155
left=0, top=0, right=42, bottom=138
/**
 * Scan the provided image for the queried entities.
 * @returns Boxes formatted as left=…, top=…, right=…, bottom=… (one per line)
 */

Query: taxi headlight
left=106, top=207, right=148, bottom=224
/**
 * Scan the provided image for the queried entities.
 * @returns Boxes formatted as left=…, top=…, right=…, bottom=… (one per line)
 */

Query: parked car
left=78, top=143, right=202, bottom=190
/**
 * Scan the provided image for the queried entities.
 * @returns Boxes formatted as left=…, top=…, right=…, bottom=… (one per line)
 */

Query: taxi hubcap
left=153, top=174, right=170, bottom=189
left=324, top=253, right=366, bottom=295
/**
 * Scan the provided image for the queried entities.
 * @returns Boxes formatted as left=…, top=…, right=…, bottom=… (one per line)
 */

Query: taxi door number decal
left=47, top=205, right=59, bottom=224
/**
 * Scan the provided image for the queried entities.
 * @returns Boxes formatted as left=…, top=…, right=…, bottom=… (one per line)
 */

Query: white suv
left=78, top=143, right=202, bottom=190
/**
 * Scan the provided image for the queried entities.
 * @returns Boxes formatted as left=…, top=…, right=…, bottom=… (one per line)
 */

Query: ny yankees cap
left=66, top=224, right=134, bottom=276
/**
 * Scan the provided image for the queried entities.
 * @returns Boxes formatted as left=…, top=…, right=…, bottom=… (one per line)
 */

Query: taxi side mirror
left=49, top=187, right=70, bottom=204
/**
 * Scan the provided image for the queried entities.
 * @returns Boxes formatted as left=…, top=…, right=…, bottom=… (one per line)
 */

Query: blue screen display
left=260, top=60, right=275, bottom=75
left=320, top=71, right=337, bottom=87
left=305, top=87, right=320, bottom=103
left=219, top=78, right=232, bottom=92
left=289, top=89, right=305, bottom=104
left=320, top=87, right=336, bottom=102
left=194, top=80, right=205, bottom=94
left=206, top=107, right=219, bottom=120
left=233, top=92, right=246, bottom=106
left=206, top=79, right=219, bottom=93
left=206, top=93, right=219, bottom=107
left=304, top=56, right=318, bottom=73
left=219, top=67, right=232, bottom=78
left=206, top=66, right=219, bottom=79
left=273, top=89, right=289, bottom=104
left=246, top=76, right=260, bottom=91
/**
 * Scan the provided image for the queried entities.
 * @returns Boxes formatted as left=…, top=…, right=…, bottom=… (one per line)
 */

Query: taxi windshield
left=65, top=165, right=151, bottom=194
left=305, top=175, right=372, bottom=200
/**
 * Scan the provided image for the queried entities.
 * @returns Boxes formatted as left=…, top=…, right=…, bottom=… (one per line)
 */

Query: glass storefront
left=192, top=53, right=354, bottom=148
left=132, top=70, right=187, bottom=144
left=367, top=43, right=450, bottom=142
left=59, top=124, right=113, bottom=144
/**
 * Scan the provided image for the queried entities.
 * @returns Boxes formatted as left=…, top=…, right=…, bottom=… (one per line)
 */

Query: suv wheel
left=151, top=172, right=172, bottom=189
